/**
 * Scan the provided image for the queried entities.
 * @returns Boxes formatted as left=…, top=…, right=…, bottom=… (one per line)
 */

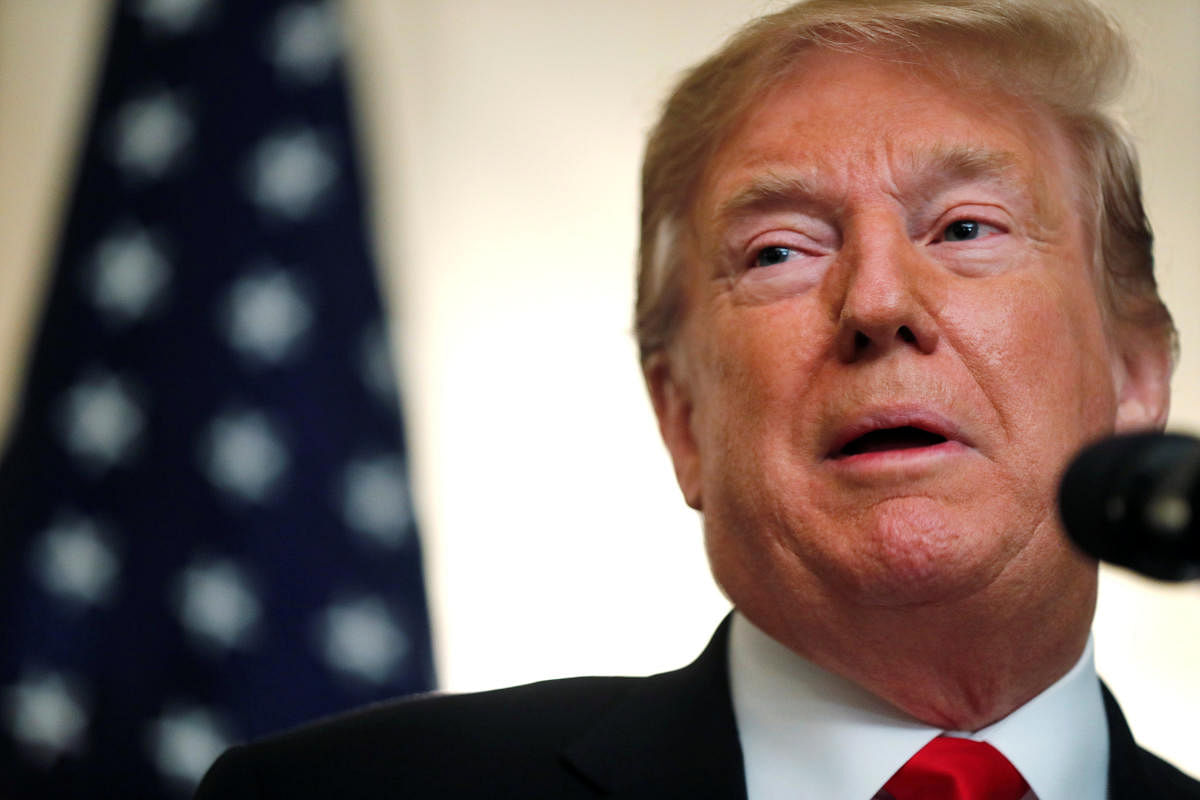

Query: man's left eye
left=754, top=245, right=796, bottom=267
left=941, top=219, right=996, bottom=242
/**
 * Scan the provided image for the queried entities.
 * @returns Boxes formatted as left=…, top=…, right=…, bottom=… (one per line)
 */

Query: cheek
left=949, top=274, right=1117, bottom=464
left=695, top=304, right=829, bottom=446
left=684, top=305, right=830, bottom=521
left=1028, top=283, right=1117, bottom=428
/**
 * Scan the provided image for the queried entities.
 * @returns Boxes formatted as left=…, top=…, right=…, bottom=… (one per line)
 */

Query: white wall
left=1, top=0, right=1197, bottom=779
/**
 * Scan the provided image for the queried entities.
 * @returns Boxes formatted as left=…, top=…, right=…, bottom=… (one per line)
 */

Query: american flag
left=0, top=0, right=434, bottom=795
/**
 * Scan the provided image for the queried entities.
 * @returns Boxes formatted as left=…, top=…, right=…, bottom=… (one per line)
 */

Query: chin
left=843, top=562, right=994, bottom=609
left=817, top=499, right=1016, bottom=608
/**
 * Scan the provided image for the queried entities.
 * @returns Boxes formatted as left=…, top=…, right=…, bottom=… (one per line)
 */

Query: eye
left=940, top=219, right=1001, bottom=243
left=753, top=246, right=796, bottom=268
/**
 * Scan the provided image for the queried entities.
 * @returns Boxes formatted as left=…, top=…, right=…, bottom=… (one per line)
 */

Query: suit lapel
left=561, top=618, right=747, bottom=799
left=1100, top=679, right=1200, bottom=798
left=1103, top=681, right=1144, bottom=799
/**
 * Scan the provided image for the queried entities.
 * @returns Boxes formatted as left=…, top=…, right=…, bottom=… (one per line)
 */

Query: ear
left=1112, top=328, right=1173, bottom=432
left=643, top=350, right=704, bottom=510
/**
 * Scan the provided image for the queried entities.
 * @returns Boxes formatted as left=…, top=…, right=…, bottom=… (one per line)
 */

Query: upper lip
left=825, top=407, right=968, bottom=459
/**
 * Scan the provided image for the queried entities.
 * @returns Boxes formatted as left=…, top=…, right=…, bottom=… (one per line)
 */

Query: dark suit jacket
left=195, top=621, right=1200, bottom=799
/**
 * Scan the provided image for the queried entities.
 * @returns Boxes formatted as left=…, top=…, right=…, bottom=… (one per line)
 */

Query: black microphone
left=1058, top=432, right=1200, bottom=581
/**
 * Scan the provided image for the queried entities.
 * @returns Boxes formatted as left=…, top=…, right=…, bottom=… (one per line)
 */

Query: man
left=197, top=0, right=1200, bottom=797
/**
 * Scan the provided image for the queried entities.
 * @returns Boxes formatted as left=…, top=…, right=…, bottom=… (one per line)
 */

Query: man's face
left=650, top=49, right=1166, bottom=626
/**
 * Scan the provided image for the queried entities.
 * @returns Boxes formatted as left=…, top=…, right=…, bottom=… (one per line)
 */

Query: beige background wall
left=1, top=0, right=1197, bottom=778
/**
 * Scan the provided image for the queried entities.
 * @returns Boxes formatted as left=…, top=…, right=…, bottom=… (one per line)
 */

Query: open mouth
left=835, top=426, right=949, bottom=457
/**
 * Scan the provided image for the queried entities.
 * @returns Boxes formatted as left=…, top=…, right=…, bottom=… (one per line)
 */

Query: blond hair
left=635, top=0, right=1175, bottom=361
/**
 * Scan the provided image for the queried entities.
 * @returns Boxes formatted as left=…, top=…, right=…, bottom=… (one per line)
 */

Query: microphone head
left=1058, top=432, right=1200, bottom=581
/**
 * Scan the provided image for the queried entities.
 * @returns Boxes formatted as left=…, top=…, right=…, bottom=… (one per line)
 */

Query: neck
left=741, top=562, right=1097, bottom=731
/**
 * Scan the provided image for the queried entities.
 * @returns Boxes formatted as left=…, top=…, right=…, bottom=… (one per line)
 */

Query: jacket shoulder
left=1134, top=749, right=1200, bottom=799
left=195, top=675, right=639, bottom=799
left=196, top=620, right=744, bottom=799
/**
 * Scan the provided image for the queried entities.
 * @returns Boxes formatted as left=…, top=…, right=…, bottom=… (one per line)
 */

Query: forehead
left=694, top=47, right=1077, bottom=225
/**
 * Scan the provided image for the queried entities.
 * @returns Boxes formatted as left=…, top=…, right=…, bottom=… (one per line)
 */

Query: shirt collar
left=727, top=612, right=1108, bottom=800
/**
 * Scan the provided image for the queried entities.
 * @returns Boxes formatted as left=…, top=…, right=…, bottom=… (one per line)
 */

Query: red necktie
left=880, top=736, right=1030, bottom=800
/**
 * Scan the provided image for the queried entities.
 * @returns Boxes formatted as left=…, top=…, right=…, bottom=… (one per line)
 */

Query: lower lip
left=827, top=439, right=969, bottom=470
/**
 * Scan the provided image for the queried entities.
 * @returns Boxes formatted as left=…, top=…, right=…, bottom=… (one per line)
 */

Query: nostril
left=898, top=325, right=916, bottom=344
left=854, top=331, right=870, bottom=350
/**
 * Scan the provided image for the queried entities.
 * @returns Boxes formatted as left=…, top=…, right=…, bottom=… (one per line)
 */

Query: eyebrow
left=713, top=144, right=1026, bottom=223
left=905, top=143, right=1023, bottom=198
left=714, top=170, right=826, bottom=224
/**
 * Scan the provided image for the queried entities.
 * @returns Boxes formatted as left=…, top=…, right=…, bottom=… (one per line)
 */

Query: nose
left=832, top=221, right=939, bottom=363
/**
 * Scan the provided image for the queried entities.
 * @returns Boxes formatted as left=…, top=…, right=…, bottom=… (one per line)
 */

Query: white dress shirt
left=728, top=612, right=1109, bottom=800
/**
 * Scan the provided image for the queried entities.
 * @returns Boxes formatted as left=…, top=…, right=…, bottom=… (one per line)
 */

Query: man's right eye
left=754, top=246, right=794, bottom=267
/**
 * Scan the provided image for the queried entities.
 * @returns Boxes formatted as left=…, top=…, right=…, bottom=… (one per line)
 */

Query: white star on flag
left=245, top=127, right=338, bottom=220
left=109, top=90, right=192, bottom=179
left=87, top=227, right=171, bottom=325
left=198, top=409, right=290, bottom=503
left=133, top=0, right=214, bottom=35
left=173, top=559, right=261, bottom=652
left=220, top=267, right=313, bottom=365
left=56, top=371, right=144, bottom=471
left=314, top=596, right=408, bottom=685
left=339, top=454, right=411, bottom=547
left=147, top=705, right=233, bottom=787
left=32, top=515, right=121, bottom=607
left=3, top=670, right=89, bottom=763
left=267, top=3, right=342, bottom=84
